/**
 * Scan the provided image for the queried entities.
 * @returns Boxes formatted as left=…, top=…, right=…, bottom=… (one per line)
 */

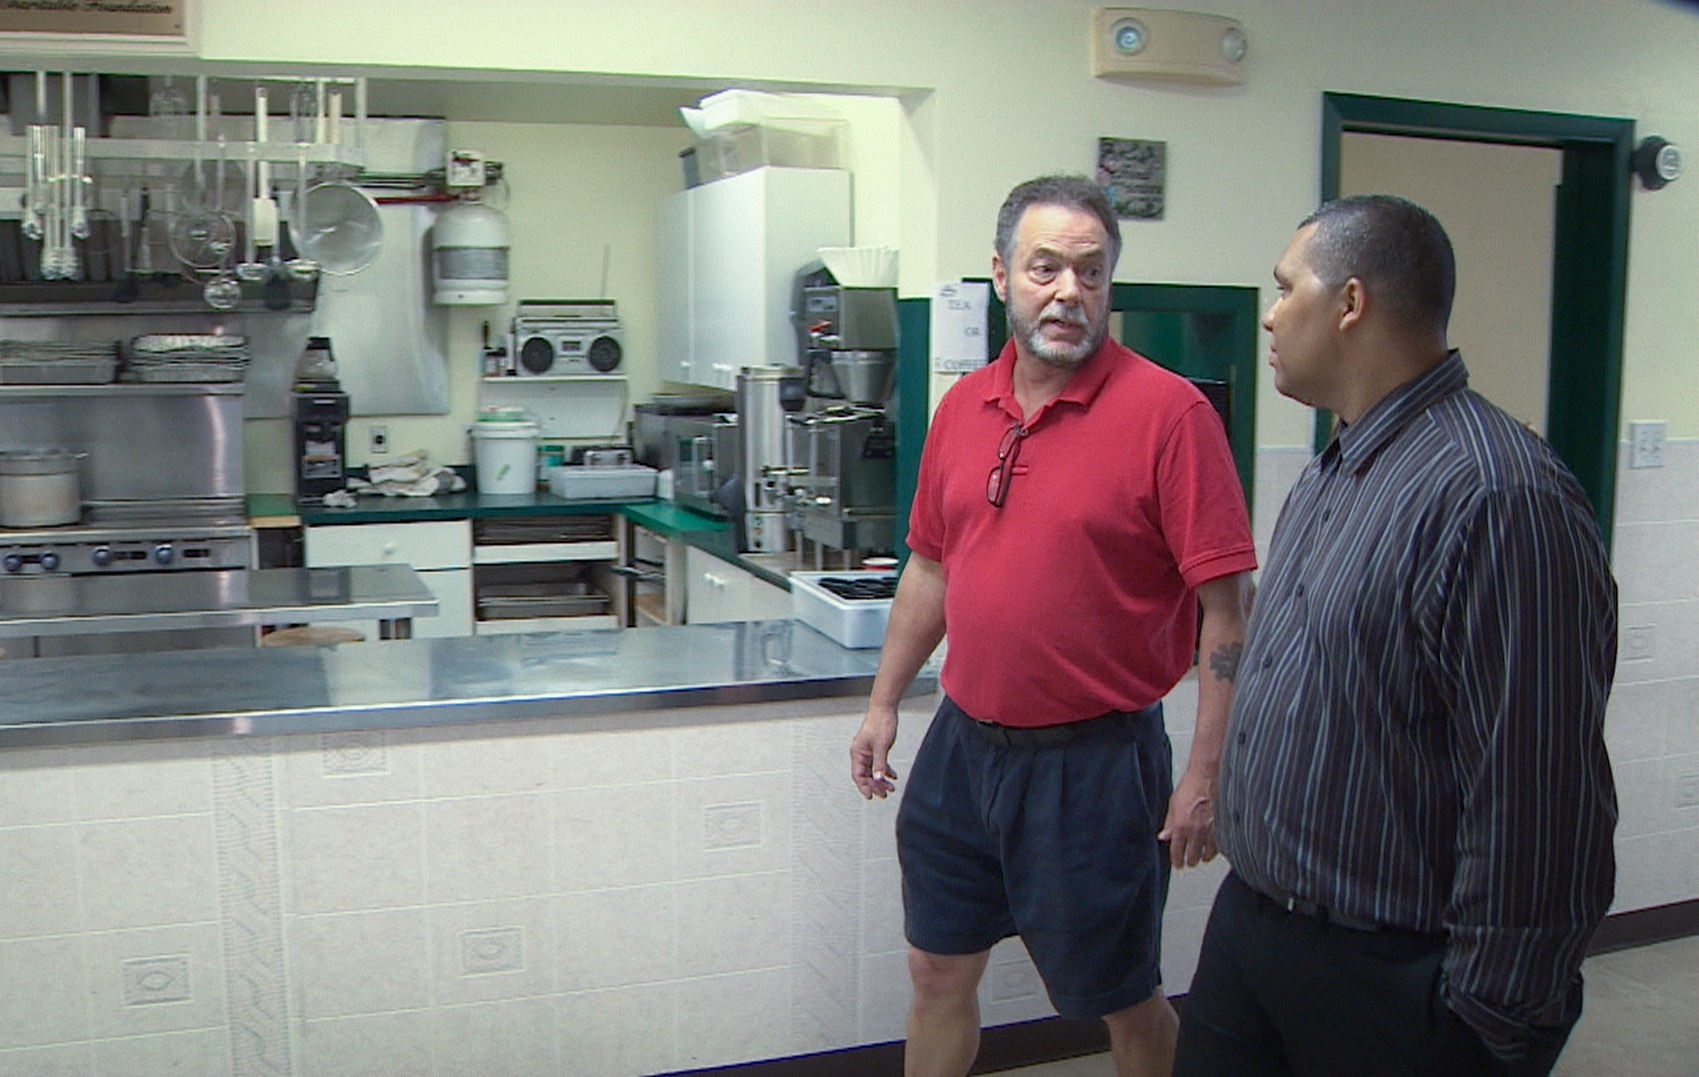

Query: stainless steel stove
left=0, top=382, right=255, bottom=656
left=1, top=498, right=253, bottom=577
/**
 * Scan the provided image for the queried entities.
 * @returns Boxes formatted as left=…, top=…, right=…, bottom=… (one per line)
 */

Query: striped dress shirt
left=1217, top=352, right=1618, bottom=1055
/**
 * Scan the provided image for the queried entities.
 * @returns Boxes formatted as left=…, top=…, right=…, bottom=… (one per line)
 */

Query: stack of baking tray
left=472, top=516, right=615, bottom=546
left=121, top=334, right=250, bottom=383
left=476, top=580, right=613, bottom=620
left=0, top=339, right=119, bottom=384
left=474, top=561, right=613, bottom=621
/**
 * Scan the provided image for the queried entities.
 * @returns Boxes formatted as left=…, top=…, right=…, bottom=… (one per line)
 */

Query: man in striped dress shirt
left=1174, top=195, right=1618, bottom=1077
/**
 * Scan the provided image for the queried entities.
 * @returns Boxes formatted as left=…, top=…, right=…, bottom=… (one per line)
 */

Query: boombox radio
left=506, top=299, right=624, bottom=377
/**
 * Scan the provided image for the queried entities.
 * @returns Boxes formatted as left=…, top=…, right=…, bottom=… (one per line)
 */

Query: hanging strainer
left=296, top=181, right=383, bottom=275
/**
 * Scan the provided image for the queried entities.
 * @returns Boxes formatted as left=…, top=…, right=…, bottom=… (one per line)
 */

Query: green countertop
left=620, top=500, right=731, bottom=538
left=246, top=491, right=751, bottom=569
left=249, top=492, right=731, bottom=530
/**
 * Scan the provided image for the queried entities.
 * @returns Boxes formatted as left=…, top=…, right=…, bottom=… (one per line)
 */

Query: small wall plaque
left=1098, top=137, right=1167, bottom=220
left=0, top=0, right=194, bottom=54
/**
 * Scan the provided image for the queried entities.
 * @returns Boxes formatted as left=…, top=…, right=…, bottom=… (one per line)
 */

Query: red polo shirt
left=908, top=337, right=1256, bottom=727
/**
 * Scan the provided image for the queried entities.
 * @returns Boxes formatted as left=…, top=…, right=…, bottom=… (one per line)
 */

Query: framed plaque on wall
left=0, top=0, right=196, bottom=55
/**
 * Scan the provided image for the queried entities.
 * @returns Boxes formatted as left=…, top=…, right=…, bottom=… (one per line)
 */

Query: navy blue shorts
left=896, top=695, right=1173, bottom=1019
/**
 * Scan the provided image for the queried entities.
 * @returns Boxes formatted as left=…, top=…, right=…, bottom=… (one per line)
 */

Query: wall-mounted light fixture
left=1092, top=8, right=1247, bottom=86
left=1632, top=136, right=1683, bottom=190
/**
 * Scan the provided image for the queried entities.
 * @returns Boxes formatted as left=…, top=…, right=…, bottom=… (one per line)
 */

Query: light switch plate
left=1675, top=774, right=1699, bottom=809
left=1623, top=625, right=1655, bottom=661
left=1629, top=420, right=1666, bottom=469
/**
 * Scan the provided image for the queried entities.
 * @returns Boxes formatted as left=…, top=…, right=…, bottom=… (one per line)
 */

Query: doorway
left=1340, top=134, right=1560, bottom=435
left=1320, top=93, right=1633, bottom=540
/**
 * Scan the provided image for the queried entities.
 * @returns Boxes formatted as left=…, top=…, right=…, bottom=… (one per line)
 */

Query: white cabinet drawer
left=306, top=520, right=472, bottom=571
left=685, top=546, right=791, bottom=624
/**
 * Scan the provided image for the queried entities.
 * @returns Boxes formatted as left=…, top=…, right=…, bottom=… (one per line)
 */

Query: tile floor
left=995, top=935, right=1699, bottom=1076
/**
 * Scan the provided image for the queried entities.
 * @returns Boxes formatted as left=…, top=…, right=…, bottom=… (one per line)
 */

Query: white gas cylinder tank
left=431, top=200, right=510, bottom=305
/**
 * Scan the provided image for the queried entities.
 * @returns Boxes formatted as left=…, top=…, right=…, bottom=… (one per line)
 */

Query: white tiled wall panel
left=1609, top=438, right=1699, bottom=913
left=0, top=442, right=1689, bottom=1072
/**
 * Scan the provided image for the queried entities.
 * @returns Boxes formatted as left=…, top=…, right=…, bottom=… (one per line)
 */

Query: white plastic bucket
left=471, top=419, right=540, bottom=494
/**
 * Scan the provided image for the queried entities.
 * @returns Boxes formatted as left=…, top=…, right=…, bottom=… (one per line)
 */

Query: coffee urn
left=733, top=366, right=806, bottom=553
left=291, top=337, right=351, bottom=505
left=788, top=265, right=900, bottom=561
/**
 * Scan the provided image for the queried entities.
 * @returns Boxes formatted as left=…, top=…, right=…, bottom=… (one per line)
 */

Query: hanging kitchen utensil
left=204, top=155, right=242, bottom=310
left=69, top=126, right=87, bottom=243
left=203, top=273, right=242, bottom=311
left=21, top=125, right=44, bottom=241
left=170, top=151, right=237, bottom=277
left=133, top=185, right=154, bottom=276
left=249, top=87, right=280, bottom=263
left=170, top=211, right=238, bottom=276
left=236, top=145, right=267, bottom=283
left=282, top=143, right=321, bottom=282
left=297, top=177, right=382, bottom=275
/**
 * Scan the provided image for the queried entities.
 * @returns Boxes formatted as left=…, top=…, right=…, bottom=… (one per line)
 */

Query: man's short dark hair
left=996, top=175, right=1122, bottom=269
left=1300, top=195, right=1456, bottom=336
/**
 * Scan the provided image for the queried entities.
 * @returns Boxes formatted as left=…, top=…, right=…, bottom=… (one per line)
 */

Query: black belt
left=965, top=705, right=1156, bottom=749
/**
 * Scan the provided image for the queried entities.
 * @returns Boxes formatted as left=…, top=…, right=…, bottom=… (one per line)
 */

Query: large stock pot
left=0, top=449, right=84, bottom=528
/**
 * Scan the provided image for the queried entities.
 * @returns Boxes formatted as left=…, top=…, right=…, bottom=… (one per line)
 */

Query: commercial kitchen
left=0, top=3, right=1694, bottom=1075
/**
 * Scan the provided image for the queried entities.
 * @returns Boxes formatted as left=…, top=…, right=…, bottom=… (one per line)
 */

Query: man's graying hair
left=1299, top=194, right=1456, bottom=337
left=995, top=175, right=1122, bottom=268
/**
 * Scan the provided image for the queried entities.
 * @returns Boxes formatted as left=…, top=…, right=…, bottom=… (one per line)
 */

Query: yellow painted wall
left=20, top=0, right=1699, bottom=461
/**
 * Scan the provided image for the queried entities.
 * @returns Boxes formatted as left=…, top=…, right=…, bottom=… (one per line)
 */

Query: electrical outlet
left=1676, top=774, right=1699, bottom=810
left=1629, top=420, right=1666, bottom=469
left=1623, top=625, right=1656, bottom=661
left=369, top=425, right=389, bottom=455
left=121, top=956, right=190, bottom=1005
left=460, top=927, right=523, bottom=975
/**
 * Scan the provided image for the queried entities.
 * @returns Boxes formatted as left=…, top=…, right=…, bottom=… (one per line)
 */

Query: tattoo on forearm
left=1208, top=643, right=1243, bottom=683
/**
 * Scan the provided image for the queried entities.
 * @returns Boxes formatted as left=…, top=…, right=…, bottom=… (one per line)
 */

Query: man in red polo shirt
left=850, top=175, right=1256, bottom=1077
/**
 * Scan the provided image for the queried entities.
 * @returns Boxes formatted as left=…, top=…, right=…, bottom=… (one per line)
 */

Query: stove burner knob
left=153, top=544, right=175, bottom=566
left=38, top=551, right=59, bottom=572
left=2, top=554, right=21, bottom=574
left=90, top=546, right=114, bottom=568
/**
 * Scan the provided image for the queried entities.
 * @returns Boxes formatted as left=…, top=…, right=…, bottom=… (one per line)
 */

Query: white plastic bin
left=549, top=464, right=658, bottom=501
left=471, top=418, right=539, bottom=494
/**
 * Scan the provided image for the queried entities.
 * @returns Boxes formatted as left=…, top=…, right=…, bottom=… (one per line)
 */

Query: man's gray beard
left=1009, top=308, right=1108, bottom=370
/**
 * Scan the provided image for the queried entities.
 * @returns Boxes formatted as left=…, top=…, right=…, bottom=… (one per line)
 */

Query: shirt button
left=1237, top=732, right=1247, bottom=745
left=1295, top=584, right=1305, bottom=598
left=1321, top=509, right=1331, bottom=522
left=1261, top=656, right=1272, bottom=669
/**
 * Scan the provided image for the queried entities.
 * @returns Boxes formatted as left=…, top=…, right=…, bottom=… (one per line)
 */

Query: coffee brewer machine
left=787, top=264, right=900, bottom=562
left=291, top=336, right=351, bottom=505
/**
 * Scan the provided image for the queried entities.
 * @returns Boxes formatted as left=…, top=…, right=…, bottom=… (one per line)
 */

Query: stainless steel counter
left=0, top=618, right=910, bottom=747
left=0, top=564, right=437, bottom=640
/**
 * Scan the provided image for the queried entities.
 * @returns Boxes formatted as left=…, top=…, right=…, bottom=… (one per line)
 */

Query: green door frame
left=1320, top=92, right=1633, bottom=539
left=1109, top=283, right=1260, bottom=514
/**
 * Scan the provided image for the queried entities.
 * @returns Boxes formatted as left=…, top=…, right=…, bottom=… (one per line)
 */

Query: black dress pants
left=1174, top=872, right=1577, bottom=1077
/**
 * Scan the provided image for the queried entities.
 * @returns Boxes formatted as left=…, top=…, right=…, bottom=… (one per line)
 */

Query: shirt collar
left=1335, top=350, right=1469, bottom=474
left=982, top=336, right=1124, bottom=423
